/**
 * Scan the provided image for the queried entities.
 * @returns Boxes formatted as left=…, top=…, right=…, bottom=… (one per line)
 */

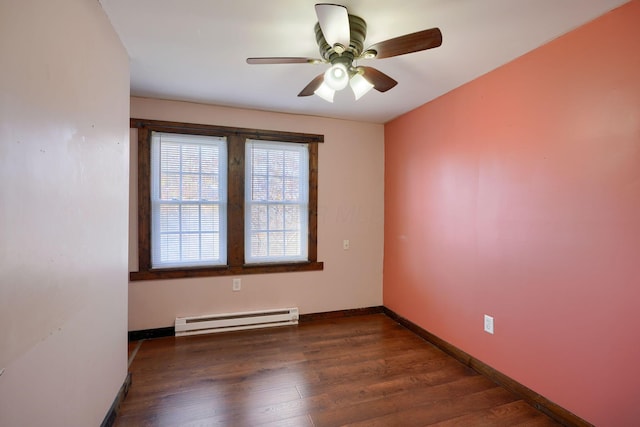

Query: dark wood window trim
left=129, top=118, right=324, bottom=281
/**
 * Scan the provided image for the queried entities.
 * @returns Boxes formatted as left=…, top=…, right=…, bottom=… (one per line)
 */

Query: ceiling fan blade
left=366, top=28, right=442, bottom=59
left=298, top=73, right=325, bottom=97
left=247, top=57, right=321, bottom=65
left=360, top=66, right=398, bottom=92
left=315, top=3, right=350, bottom=47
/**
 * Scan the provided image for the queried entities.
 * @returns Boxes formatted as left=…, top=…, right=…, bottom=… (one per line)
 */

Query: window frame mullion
left=226, top=134, right=245, bottom=267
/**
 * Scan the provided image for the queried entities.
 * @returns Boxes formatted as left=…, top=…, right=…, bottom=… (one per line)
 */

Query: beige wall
left=129, top=97, right=384, bottom=330
left=0, top=1, right=130, bottom=426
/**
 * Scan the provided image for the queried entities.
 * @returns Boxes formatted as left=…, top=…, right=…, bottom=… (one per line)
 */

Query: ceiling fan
left=246, top=3, right=443, bottom=103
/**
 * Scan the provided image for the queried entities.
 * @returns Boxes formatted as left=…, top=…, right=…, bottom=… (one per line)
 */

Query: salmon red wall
left=383, top=1, right=640, bottom=425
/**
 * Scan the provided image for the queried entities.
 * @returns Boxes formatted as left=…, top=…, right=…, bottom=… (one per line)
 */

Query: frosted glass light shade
left=314, top=81, right=335, bottom=102
left=324, top=63, right=349, bottom=91
left=350, top=73, right=374, bottom=100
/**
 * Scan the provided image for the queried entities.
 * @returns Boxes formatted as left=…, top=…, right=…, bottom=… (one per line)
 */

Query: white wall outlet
left=484, top=314, right=494, bottom=334
left=343, top=239, right=350, bottom=250
left=232, top=278, right=241, bottom=291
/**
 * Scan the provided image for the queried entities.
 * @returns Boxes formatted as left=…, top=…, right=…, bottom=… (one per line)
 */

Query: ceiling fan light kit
left=247, top=3, right=442, bottom=103
left=324, top=63, right=349, bottom=91
left=314, top=81, right=336, bottom=102
left=350, top=72, right=375, bottom=100
left=313, top=64, right=374, bottom=103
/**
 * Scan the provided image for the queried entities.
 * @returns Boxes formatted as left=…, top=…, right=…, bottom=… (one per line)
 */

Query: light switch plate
left=484, top=314, right=494, bottom=334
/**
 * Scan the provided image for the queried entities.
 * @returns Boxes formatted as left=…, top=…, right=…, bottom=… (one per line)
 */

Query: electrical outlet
left=232, top=278, right=241, bottom=291
left=484, top=315, right=494, bottom=334
left=343, top=239, right=350, bottom=250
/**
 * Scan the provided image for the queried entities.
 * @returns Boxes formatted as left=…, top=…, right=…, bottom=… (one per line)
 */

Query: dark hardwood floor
left=116, top=314, right=558, bottom=426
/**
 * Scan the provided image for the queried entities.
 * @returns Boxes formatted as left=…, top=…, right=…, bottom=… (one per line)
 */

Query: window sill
left=129, top=261, right=324, bottom=281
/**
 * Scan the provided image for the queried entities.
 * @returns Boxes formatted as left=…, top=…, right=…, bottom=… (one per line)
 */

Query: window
left=151, top=132, right=227, bottom=268
left=245, top=140, right=308, bottom=263
left=130, top=119, right=323, bottom=281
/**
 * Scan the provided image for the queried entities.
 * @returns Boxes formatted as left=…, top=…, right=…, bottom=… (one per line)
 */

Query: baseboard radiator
left=175, top=307, right=299, bottom=337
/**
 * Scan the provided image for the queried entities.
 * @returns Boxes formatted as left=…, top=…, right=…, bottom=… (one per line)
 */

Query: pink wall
left=0, top=1, right=130, bottom=425
left=383, top=1, right=640, bottom=425
left=129, top=97, right=384, bottom=330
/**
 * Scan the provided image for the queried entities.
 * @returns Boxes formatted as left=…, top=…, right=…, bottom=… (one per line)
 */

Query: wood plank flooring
left=115, top=314, right=559, bottom=426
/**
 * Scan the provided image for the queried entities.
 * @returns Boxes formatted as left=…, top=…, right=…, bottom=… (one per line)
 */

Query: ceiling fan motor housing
left=315, top=14, right=367, bottom=71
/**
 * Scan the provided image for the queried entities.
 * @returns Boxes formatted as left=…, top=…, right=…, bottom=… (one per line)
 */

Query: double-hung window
left=245, top=140, right=309, bottom=263
left=151, top=132, right=227, bottom=268
left=130, top=119, right=323, bottom=281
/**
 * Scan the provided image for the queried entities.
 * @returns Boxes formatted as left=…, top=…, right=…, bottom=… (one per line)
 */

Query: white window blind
left=245, top=140, right=309, bottom=263
left=151, top=132, right=227, bottom=268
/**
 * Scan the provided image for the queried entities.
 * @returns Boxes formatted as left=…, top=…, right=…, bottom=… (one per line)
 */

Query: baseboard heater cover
left=175, top=307, right=299, bottom=336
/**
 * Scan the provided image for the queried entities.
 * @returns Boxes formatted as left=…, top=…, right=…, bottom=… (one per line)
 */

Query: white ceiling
left=100, top=0, right=628, bottom=124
